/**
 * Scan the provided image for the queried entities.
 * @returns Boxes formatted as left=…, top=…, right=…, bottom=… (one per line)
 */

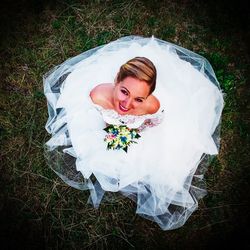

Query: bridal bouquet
left=104, top=125, right=141, bottom=152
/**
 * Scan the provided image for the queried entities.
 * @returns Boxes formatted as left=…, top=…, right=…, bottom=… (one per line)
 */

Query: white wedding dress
left=44, top=36, right=224, bottom=230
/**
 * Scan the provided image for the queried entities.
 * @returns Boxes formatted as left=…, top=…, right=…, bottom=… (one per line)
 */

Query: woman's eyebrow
left=121, top=87, right=146, bottom=99
left=121, top=86, right=130, bottom=93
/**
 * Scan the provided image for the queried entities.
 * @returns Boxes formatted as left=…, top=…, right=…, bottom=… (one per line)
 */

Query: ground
left=0, top=0, right=249, bottom=249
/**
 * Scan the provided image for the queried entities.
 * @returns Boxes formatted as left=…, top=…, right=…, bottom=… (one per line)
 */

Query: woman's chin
left=116, top=109, right=129, bottom=115
left=115, top=103, right=130, bottom=115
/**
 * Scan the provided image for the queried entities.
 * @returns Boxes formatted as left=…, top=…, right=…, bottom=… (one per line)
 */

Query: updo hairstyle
left=116, top=57, right=157, bottom=95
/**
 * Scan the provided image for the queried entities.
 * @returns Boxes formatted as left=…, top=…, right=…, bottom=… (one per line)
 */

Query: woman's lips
left=119, top=103, right=129, bottom=112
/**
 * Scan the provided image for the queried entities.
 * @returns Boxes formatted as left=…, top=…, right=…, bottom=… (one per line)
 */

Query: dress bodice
left=93, top=103, right=165, bottom=130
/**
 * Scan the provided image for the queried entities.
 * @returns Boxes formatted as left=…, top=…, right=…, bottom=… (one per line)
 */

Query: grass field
left=1, top=0, right=249, bottom=249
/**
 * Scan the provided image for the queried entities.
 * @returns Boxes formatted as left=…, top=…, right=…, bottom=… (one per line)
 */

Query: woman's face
left=113, top=76, right=151, bottom=115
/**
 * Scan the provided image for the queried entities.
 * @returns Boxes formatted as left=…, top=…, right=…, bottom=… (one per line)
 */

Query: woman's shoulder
left=90, top=83, right=113, bottom=107
left=145, top=95, right=160, bottom=114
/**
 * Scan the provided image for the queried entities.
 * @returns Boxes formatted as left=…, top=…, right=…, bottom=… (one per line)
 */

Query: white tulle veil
left=43, top=35, right=224, bottom=230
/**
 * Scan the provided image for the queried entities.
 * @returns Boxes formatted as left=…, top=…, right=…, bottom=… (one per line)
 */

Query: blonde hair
left=116, top=57, right=157, bottom=94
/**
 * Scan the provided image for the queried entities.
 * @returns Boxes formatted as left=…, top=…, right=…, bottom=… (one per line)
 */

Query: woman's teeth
left=119, top=103, right=129, bottom=112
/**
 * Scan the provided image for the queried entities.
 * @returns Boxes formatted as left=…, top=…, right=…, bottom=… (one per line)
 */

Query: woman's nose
left=123, top=98, right=133, bottom=109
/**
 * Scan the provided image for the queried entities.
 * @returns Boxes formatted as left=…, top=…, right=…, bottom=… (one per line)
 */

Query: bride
left=90, top=56, right=160, bottom=116
left=44, top=35, right=224, bottom=230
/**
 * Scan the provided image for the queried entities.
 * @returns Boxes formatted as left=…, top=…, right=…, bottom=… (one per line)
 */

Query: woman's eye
left=135, top=98, right=143, bottom=103
left=121, top=89, right=128, bottom=95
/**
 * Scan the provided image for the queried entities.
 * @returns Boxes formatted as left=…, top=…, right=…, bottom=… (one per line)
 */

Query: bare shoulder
left=145, top=95, right=160, bottom=114
left=89, top=83, right=113, bottom=106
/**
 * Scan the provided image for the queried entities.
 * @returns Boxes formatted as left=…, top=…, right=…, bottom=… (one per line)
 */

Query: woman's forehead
left=120, top=77, right=150, bottom=97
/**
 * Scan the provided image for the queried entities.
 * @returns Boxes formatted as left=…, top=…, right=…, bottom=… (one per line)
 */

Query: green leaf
left=103, top=125, right=113, bottom=132
left=123, top=146, right=128, bottom=153
left=135, top=134, right=141, bottom=139
left=103, top=127, right=109, bottom=132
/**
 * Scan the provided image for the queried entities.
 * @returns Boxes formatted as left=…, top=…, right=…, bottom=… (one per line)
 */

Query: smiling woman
left=44, top=35, right=224, bottom=230
left=90, top=57, right=160, bottom=116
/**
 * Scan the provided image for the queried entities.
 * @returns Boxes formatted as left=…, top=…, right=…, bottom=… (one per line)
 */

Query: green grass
left=1, top=0, right=249, bottom=249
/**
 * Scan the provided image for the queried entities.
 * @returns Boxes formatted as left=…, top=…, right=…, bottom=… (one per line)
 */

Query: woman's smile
left=119, top=103, right=130, bottom=112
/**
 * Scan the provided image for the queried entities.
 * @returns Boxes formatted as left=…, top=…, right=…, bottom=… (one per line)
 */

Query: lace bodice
left=93, top=103, right=165, bottom=131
